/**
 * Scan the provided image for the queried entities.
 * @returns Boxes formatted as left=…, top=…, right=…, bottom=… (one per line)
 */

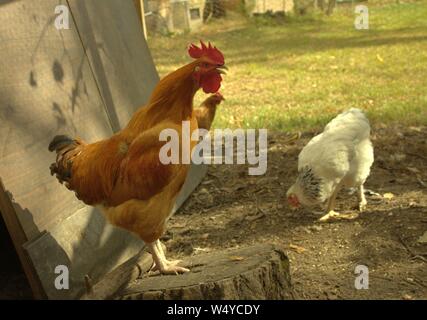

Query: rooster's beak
left=217, top=65, right=228, bottom=75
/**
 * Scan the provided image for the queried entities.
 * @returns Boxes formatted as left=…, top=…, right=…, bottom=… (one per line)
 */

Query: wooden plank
left=0, top=179, right=45, bottom=299
left=0, top=0, right=145, bottom=299
left=67, top=0, right=160, bottom=130
left=24, top=207, right=144, bottom=299
left=0, top=0, right=113, bottom=241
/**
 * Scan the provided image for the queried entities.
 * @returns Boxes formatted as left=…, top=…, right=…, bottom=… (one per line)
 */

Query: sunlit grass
left=147, top=1, right=427, bottom=132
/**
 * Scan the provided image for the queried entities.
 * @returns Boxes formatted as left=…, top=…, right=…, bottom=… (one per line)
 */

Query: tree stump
left=116, top=244, right=294, bottom=300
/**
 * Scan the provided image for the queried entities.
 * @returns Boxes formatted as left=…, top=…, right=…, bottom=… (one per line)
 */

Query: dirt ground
left=1, top=125, right=426, bottom=300
left=164, top=124, right=427, bottom=300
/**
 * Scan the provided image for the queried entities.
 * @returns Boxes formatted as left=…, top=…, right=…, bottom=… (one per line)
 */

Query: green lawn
left=147, top=1, right=427, bottom=131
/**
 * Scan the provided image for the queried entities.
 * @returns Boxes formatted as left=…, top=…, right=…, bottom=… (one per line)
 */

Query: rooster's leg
left=357, top=185, right=367, bottom=212
left=147, top=241, right=189, bottom=275
left=155, top=239, right=182, bottom=266
left=319, top=186, right=340, bottom=222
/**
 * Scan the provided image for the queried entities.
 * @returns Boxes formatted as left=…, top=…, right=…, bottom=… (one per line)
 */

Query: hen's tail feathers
left=48, top=135, right=83, bottom=188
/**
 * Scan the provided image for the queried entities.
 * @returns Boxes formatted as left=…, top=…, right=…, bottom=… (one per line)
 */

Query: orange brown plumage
left=48, top=42, right=227, bottom=269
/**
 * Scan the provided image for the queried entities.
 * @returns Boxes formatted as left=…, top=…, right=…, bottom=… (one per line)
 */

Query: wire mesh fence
left=135, top=0, right=410, bottom=37
left=135, top=0, right=246, bottom=36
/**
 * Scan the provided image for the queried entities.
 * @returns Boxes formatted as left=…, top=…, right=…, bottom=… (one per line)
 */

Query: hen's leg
left=148, top=241, right=189, bottom=275
left=319, top=186, right=340, bottom=222
left=357, top=185, right=367, bottom=212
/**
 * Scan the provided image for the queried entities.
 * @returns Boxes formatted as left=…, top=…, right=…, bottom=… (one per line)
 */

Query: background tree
left=325, top=0, right=336, bottom=15
left=203, top=0, right=226, bottom=22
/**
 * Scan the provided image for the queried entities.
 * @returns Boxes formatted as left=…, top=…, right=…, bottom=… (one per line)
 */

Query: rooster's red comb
left=188, top=41, right=225, bottom=65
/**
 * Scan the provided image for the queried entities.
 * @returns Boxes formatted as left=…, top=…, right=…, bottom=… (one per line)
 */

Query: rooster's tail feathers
left=48, top=135, right=74, bottom=153
left=48, top=135, right=83, bottom=187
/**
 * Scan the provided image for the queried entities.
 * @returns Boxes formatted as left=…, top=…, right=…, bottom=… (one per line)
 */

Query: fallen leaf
left=245, top=212, right=265, bottom=222
left=173, top=223, right=187, bottom=229
left=409, top=201, right=418, bottom=208
left=417, top=231, right=427, bottom=244
left=390, top=153, right=406, bottom=162
left=406, top=167, right=420, bottom=174
left=408, top=126, right=422, bottom=132
left=229, top=256, right=245, bottom=261
left=364, top=189, right=382, bottom=197
left=416, top=177, right=427, bottom=188
left=289, top=244, right=307, bottom=254
left=309, top=225, right=323, bottom=232
left=383, top=193, right=395, bottom=200
left=376, top=54, right=384, bottom=63
left=282, top=132, right=301, bottom=144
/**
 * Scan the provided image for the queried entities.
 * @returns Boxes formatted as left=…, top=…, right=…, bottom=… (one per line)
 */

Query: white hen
left=286, top=108, right=374, bottom=221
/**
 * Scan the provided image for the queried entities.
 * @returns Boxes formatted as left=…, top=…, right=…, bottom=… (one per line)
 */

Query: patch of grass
left=147, top=1, right=427, bottom=132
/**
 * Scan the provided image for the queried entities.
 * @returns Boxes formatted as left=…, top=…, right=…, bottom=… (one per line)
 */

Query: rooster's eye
left=202, top=63, right=209, bottom=68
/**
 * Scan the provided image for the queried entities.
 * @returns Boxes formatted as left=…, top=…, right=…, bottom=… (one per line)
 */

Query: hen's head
left=188, top=41, right=227, bottom=94
left=287, top=166, right=325, bottom=209
left=286, top=186, right=301, bottom=209
left=205, top=92, right=225, bottom=105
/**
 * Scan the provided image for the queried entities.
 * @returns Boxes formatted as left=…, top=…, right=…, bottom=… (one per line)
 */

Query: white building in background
left=143, top=0, right=205, bottom=34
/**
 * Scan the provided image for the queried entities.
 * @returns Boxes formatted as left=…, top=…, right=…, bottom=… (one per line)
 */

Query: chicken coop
left=141, top=0, right=206, bottom=35
left=0, top=0, right=206, bottom=299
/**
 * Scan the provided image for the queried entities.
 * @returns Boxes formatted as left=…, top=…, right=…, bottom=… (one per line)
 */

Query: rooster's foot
left=150, top=261, right=189, bottom=275
left=148, top=241, right=190, bottom=275
left=150, top=258, right=183, bottom=271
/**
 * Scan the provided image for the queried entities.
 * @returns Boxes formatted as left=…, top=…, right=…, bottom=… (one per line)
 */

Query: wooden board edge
left=172, top=163, right=208, bottom=215
left=0, top=178, right=46, bottom=299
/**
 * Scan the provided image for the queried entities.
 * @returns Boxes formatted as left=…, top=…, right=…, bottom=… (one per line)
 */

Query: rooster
left=286, top=108, right=374, bottom=222
left=194, top=92, right=224, bottom=131
left=49, top=41, right=227, bottom=274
